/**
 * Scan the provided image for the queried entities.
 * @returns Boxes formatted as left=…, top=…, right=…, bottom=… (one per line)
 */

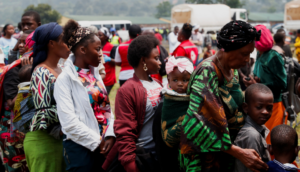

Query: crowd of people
left=1, top=10, right=300, bottom=172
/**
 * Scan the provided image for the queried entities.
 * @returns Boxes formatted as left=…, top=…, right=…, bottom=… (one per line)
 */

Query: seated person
left=234, top=83, right=273, bottom=172
left=267, top=125, right=300, bottom=172
left=152, top=56, right=194, bottom=172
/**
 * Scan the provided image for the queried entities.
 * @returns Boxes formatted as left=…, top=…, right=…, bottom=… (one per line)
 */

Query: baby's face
left=168, top=68, right=191, bottom=94
left=245, top=92, right=274, bottom=125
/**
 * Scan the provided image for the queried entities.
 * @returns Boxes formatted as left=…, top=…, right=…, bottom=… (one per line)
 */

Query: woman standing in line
left=23, top=22, right=70, bottom=172
left=172, top=23, right=198, bottom=66
left=99, top=27, right=116, bottom=94
left=180, top=21, right=268, bottom=172
left=54, top=20, right=115, bottom=172
left=103, top=35, right=162, bottom=172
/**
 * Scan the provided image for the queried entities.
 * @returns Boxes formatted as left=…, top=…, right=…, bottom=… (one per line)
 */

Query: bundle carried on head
left=63, top=20, right=94, bottom=52
left=217, top=20, right=261, bottom=52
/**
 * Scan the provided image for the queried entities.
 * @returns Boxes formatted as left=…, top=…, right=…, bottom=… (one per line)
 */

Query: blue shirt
left=267, top=160, right=299, bottom=172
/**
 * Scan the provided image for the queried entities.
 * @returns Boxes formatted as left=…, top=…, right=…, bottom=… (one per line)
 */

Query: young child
left=267, top=125, right=300, bottom=172
left=153, top=56, right=194, bottom=172
left=234, top=83, right=274, bottom=172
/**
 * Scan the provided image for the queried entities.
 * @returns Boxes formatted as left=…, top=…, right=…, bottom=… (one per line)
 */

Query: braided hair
left=181, top=23, right=193, bottom=39
left=217, top=20, right=261, bottom=52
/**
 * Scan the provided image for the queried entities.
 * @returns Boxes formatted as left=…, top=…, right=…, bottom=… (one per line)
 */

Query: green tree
left=24, top=4, right=61, bottom=24
left=155, top=1, right=173, bottom=18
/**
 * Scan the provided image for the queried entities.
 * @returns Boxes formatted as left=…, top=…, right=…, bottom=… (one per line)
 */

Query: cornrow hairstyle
left=181, top=23, right=193, bottom=39
left=217, top=20, right=261, bottom=52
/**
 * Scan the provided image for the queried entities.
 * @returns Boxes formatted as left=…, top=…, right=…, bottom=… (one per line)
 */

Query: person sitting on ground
left=267, top=125, right=300, bottom=172
left=275, top=29, right=293, bottom=57
left=152, top=56, right=194, bottom=172
left=203, top=43, right=216, bottom=60
left=234, top=83, right=273, bottom=172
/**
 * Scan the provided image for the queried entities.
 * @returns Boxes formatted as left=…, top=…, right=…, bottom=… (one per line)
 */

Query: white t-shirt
left=0, top=37, right=17, bottom=60
left=168, top=32, right=180, bottom=53
left=136, top=79, right=162, bottom=149
left=115, top=47, right=134, bottom=80
left=191, top=32, right=203, bottom=54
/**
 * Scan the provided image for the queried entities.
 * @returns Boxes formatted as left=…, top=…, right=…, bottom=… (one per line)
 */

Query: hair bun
left=183, top=23, right=192, bottom=32
left=63, top=20, right=80, bottom=46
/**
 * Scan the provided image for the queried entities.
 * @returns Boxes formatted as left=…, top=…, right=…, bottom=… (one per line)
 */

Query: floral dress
left=75, top=66, right=111, bottom=136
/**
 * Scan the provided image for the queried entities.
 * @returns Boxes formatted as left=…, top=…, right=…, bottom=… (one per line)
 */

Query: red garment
left=103, top=74, right=162, bottom=172
left=155, top=33, right=163, bottom=45
left=119, top=39, right=134, bottom=72
left=172, top=40, right=198, bottom=66
left=102, top=42, right=116, bottom=86
left=0, top=59, right=22, bottom=111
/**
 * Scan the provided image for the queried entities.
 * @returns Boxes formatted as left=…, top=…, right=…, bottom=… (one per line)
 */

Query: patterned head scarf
left=67, top=27, right=91, bottom=50
left=217, top=20, right=261, bottom=52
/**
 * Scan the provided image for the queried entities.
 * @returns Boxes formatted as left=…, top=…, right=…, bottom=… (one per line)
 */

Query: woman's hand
left=243, top=75, right=260, bottom=87
left=224, top=145, right=268, bottom=172
left=237, top=149, right=268, bottom=172
left=100, top=136, right=116, bottom=156
left=21, top=55, right=33, bottom=66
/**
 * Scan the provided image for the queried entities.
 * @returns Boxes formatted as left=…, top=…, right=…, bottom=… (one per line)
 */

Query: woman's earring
left=143, top=63, right=148, bottom=71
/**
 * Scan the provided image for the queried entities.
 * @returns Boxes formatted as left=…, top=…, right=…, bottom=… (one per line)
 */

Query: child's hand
left=100, top=136, right=116, bottom=156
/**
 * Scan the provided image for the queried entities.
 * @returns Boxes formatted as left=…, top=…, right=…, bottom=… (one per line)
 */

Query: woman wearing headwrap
left=243, top=25, right=287, bottom=145
left=99, top=27, right=116, bottom=94
left=0, top=31, right=35, bottom=172
left=179, top=21, right=268, bottom=172
left=23, top=22, right=70, bottom=172
left=54, top=20, right=115, bottom=172
left=172, top=23, right=198, bottom=66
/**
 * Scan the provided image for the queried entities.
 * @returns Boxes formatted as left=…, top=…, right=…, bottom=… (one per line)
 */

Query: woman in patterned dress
left=23, top=23, right=70, bottom=172
left=179, top=21, right=268, bottom=172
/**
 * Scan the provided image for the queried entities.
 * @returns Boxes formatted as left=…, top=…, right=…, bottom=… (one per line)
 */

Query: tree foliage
left=24, top=4, right=61, bottom=24
left=155, top=1, right=173, bottom=18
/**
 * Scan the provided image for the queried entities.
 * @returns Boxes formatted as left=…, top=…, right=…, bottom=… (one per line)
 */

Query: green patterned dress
left=180, top=59, right=245, bottom=172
